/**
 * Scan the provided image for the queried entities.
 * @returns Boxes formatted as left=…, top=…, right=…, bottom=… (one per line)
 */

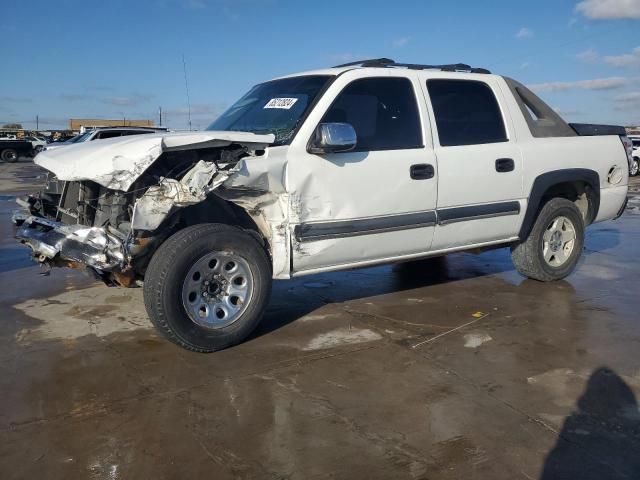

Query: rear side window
left=322, top=77, right=422, bottom=151
left=427, top=79, right=507, bottom=147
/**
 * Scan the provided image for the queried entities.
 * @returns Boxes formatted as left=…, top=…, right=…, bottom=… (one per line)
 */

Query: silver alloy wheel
left=181, top=251, right=254, bottom=329
left=542, top=215, right=577, bottom=267
left=632, top=158, right=639, bottom=176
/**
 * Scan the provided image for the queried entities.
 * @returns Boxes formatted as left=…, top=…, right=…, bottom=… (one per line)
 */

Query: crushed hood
left=34, top=130, right=275, bottom=191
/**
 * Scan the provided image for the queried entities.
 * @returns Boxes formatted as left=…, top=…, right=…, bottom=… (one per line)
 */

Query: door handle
left=410, top=163, right=435, bottom=180
left=495, top=158, right=515, bottom=172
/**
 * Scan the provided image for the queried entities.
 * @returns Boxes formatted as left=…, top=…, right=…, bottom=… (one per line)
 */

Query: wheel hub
left=549, top=231, right=562, bottom=252
left=542, top=215, right=577, bottom=267
left=182, top=251, right=254, bottom=329
left=202, top=276, right=225, bottom=298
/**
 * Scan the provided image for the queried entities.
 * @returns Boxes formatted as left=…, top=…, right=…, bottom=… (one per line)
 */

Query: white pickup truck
left=13, top=58, right=631, bottom=352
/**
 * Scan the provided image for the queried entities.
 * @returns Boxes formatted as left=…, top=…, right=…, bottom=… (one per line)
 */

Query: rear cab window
left=426, top=79, right=508, bottom=147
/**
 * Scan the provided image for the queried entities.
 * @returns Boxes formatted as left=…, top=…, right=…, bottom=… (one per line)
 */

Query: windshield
left=207, top=75, right=332, bottom=145
left=66, top=132, right=92, bottom=144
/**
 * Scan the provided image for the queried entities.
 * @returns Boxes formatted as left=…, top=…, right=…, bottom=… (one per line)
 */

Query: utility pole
left=182, top=54, right=192, bottom=131
left=159, top=106, right=162, bottom=126
left=36, top=115, right=39, bottom=130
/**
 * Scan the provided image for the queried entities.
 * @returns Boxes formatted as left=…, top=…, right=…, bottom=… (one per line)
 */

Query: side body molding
left=294, top=211, right=437, bottom=242
left=519, top=168, right=600, bottom=240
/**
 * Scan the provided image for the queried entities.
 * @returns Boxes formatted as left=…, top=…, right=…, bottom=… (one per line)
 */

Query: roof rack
left=332, top=58, right=491, bottom=74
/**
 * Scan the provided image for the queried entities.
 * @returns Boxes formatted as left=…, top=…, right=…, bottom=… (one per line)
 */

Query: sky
left=1, top=0, right=639, bottom=130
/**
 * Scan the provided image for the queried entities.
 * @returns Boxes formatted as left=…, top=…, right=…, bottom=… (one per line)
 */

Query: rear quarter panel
left=518, top=135, right=628, bottom=222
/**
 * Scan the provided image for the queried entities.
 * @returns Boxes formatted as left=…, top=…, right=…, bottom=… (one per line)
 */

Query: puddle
left=13, top=285, right=150, bottom=343
left=303, top=281, right=333, bottom=289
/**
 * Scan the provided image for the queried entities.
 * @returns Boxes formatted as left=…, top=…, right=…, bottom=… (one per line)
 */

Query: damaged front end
left=13, top=212, right=132, bottom=284
left=13, top=131, right=275, bottom=286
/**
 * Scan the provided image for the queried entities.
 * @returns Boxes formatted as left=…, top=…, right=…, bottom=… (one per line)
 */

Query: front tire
left=143, top=224, right=272, bottom=352
left=511, top=198, right=584, bottom=282
left=631, top=157, right=639, bottom=177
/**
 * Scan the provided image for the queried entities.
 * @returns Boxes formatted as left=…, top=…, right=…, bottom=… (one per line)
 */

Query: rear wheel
left=631, top=157, right=639, bottom=176
left=511, top=198, right=584, bottom=282
left=143, top=224, right=272, bottom=352
left=1, top=149, right=18, bottom=162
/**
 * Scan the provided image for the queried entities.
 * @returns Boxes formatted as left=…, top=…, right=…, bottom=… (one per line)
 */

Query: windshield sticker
left=264, top=97, right=299, bottom=109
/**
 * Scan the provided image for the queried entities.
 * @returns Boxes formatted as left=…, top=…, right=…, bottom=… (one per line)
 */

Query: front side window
left=207, top=75, right=331, bottom=146
left=96, top=131, right=123, bottom=140
left=321, top=77, right=422, bottom=151
left=427, top=79, right=507, bottom=147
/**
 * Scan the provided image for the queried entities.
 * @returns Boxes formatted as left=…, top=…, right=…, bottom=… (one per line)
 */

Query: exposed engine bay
left=13, top=131, right=279, bottom=286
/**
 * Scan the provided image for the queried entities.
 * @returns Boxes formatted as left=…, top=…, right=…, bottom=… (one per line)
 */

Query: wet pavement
left=1, top=158, right=639, bottom=479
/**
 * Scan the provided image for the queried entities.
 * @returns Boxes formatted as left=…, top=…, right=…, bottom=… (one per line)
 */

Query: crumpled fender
left=131, top=160, right=233, bottom=231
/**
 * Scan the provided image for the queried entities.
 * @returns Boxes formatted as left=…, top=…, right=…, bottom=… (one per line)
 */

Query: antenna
left=182, top=54, right=192, bottom=131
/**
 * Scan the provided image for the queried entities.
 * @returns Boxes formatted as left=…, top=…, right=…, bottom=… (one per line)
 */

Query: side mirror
left=309, top=122, right=357, bottom=154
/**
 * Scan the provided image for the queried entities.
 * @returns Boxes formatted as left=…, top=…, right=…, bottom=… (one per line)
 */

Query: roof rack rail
left=333, top=57, right=395, bottom=68
left=332, top=58, right=491, bottom=74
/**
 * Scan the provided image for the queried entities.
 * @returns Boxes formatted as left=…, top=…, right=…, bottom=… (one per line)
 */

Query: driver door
left=286, top=70, right=438, bottom=274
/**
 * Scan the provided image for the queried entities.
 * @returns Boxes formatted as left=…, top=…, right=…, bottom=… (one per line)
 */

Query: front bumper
left=13, top=211, right=127, bottom=272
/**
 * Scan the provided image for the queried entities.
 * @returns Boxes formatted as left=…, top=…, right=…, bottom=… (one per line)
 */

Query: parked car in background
left=628, top=135, right=639, bottom=176
left=0, top=139, right=34, bottom=162
left=24, top=136, right=47, bottom=153
left=43, top=126, right=169, bottom=151
left=13, top=59, right=630, bottom=352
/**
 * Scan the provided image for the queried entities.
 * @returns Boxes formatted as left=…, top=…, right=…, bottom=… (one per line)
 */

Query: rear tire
left=143, top=224, right=272, bottom=352
left=1, top=149, right=18, bottom=162
left=511, top=198, right=584, bottom=282
left=631, top=157, right=639, bottom=177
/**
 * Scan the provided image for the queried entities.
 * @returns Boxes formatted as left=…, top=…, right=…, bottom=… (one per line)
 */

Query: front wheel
left=511, top=198, right=585, bottom=282
left=631, top=157, right=639, bottom=177
left=143, top=224, right=272, bottom=352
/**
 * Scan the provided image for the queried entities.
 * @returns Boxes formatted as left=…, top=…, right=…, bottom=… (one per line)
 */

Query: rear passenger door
left=421, top=76, right=524, bottom=250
